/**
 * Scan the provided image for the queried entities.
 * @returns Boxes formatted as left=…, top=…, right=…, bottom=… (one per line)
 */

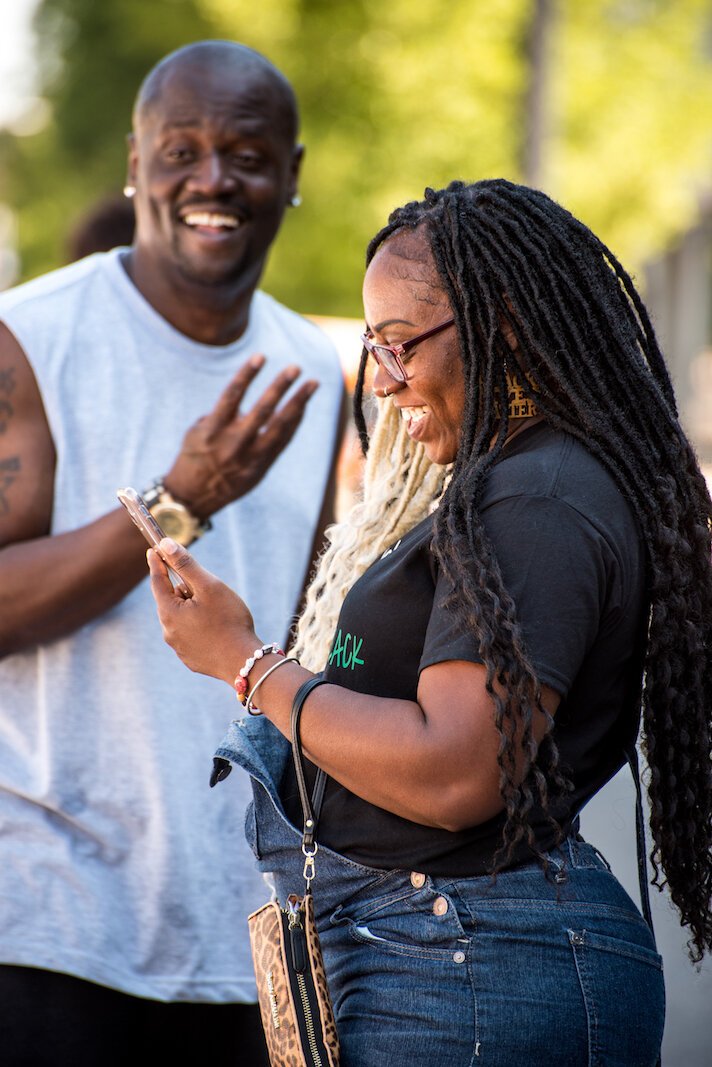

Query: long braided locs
left=350, top=179, right=712, bottom=962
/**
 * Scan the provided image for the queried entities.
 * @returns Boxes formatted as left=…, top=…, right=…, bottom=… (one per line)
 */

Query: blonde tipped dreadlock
left=291, top=400, right=447, bottom=671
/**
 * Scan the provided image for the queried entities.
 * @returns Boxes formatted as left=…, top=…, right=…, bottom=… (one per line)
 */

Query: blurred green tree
left=2, top=0, right=712, bottom=316
left=550, top=0, right=712, bottom=270
left=0, top=0, right=224, bottom=282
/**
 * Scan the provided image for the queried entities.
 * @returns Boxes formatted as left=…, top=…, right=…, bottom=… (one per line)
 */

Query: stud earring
left=123, top=184, right=136, bottom=199
left=290, top=194, right=302, bottom=208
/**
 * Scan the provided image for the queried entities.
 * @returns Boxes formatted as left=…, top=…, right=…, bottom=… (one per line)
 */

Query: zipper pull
left=290, top=919, right=308, bottom=973
left=287, top=899, right=308, bottom=973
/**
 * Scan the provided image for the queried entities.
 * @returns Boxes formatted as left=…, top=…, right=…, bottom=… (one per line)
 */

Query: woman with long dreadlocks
left=147, top=179, right=711, bottom=1066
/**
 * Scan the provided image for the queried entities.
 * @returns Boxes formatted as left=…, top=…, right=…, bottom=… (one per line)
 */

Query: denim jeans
left=218, top=716, right=665, bottom=1067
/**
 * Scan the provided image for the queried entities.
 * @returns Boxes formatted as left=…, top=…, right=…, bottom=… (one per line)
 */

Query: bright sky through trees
left=0, top=0, right=41, bottom=128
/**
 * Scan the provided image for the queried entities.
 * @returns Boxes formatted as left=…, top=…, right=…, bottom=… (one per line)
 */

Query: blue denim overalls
left=217, top=715, right=664, bottom=1067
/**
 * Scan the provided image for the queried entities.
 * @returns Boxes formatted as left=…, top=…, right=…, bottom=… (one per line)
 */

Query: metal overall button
left=410, top=872, right=426, bottom=888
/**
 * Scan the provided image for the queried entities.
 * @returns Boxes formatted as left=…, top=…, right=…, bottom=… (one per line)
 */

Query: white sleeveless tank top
left=0, top=249, right=343, bottom=1000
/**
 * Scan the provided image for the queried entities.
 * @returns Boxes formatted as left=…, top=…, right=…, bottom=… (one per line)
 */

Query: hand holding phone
left=117, top=487, right=192, bottom=597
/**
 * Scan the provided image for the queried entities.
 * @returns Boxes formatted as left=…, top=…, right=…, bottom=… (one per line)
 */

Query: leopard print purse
left=248, top=676, right=340, bottom=1066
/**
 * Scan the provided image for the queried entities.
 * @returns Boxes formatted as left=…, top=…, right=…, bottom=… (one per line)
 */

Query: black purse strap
left=291, top=676, right=330, bottom=857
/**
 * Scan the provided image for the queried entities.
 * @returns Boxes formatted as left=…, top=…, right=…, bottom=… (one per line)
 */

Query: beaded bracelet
left=246, top=655, right=300, bottom=716
left=234, top=643, right=284, bottom=705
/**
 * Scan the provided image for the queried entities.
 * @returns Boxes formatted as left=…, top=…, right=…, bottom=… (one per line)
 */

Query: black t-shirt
left=282, top=422, right=646, bottom=875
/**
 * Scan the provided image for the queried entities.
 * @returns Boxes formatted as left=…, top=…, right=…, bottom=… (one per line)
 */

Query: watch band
left=141, top=479, right=165, bottom=510
left=141, top=479, right=212, bottom=545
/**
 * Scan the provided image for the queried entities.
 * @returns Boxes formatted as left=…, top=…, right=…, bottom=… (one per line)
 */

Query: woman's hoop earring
left=383, top=384, right=392, bottom=397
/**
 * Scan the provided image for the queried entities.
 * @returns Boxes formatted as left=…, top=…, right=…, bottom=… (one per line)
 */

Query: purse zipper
left=288, top=904, right=324, bottom=1067
left=296, top=970, right=323, bottom=1066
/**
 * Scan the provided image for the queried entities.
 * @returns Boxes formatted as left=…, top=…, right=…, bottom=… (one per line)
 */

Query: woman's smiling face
left=363, top=229, right=466, bottom=466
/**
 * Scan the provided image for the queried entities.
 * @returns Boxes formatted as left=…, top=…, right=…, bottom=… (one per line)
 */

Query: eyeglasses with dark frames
left=360, top=317, right=456, bottom=383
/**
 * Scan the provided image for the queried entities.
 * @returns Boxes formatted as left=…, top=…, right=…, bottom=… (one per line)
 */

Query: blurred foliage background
left=2, top=9, right=712, bottom=1054
left=1, top=0, right=712, bottom=318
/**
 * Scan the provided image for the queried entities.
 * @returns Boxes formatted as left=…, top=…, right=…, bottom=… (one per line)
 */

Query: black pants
left=0, top=965, right=270, bottom=1066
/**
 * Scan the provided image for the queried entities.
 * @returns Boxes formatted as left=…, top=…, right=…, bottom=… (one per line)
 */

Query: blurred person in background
left=65, top=193, right=136, bottom=262
left=0, top=39, right=343, bottom=1066
left=150, top=179, right=711, bottom=1066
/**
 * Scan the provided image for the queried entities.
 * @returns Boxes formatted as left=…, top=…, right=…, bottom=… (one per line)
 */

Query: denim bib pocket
left=332, top=877, right=471, bottom=963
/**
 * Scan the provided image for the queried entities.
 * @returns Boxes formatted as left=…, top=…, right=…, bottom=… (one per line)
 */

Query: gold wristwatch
left=142, top=480, right=211, bottom=547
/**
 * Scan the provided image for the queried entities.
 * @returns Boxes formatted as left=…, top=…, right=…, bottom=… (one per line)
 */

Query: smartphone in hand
left=117, top=487, right=192, bottom=597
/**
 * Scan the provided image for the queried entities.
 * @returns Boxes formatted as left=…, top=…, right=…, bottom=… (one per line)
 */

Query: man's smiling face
left=128, top=56, right=302, bottom=292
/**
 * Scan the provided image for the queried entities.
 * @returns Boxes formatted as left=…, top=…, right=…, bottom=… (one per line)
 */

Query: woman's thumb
left=158, top=537, right=197, bottom=576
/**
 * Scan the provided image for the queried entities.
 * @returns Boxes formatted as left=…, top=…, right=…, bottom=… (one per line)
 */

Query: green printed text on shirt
left=327, top=629, right=364, bottom=670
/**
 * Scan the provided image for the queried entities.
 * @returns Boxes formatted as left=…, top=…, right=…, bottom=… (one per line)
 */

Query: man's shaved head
left=133, top=40, right=299, bottom=143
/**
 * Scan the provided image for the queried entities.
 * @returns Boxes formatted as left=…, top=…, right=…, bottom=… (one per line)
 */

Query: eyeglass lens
left=371, top=346, right=405, bottom=381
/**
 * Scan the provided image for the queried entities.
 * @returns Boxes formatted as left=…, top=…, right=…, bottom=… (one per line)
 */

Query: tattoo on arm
left=0, top=368, right=16, bottom=435
left=0, top=400, right=13, bottom=435
left=0, top=456, right=20, bottom=515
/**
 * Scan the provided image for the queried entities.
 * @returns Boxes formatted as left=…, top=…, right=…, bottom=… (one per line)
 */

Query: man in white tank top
left=0, top=41, right=344, bottom=1065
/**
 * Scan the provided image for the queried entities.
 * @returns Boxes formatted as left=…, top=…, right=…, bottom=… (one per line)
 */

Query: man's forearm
left=0, top=510, right=152, bottom=656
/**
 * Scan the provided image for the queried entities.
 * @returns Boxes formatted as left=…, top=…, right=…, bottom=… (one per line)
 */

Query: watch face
left=158, top=509, right=188, bottom=541
left=151, top=502, right=195, bottom=545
